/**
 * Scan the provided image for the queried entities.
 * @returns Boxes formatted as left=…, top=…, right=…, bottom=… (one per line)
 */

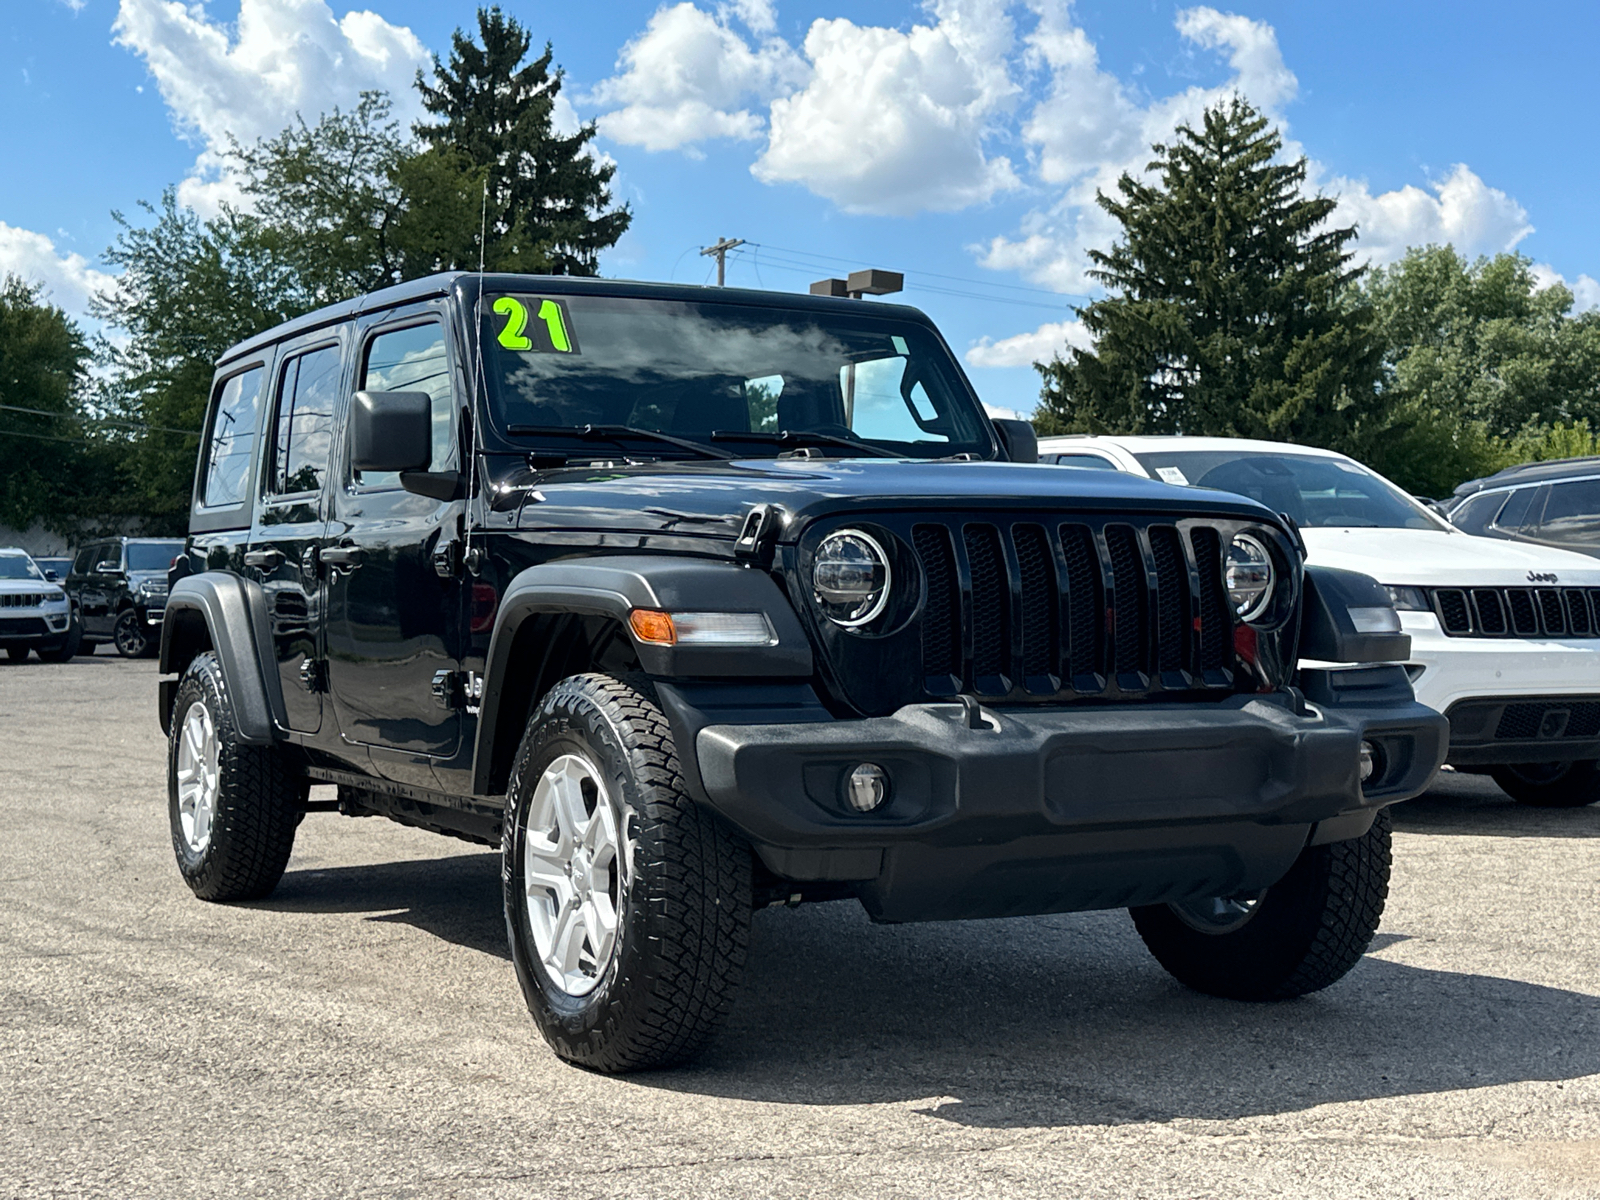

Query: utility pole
left=700, top=236, right=745, bottom=286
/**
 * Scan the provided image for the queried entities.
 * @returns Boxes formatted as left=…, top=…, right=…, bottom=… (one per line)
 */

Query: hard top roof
left=1451, top=455, right=1600, bottom=498
left=217, top=272, right=934, bottom=367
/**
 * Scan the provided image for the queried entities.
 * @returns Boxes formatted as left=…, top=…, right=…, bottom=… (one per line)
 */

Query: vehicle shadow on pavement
left=1393, top=773, right=1600, bottom=839
left=257, top=849, right=1600, bottom=1127
left=644, top=901, right=1600, bottom=1126
left=259, top=852, right=508, bottom=959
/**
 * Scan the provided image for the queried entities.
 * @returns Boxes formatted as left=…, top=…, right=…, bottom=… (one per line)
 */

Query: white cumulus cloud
left=0, top=223, right=116, bottom=318
left=753, top=0, right=1021, bottom=214
left=592, top=3, right=805, bottom=154
left=113, top=0, right=430, bottom=216
left=966, top=316, right=1091, bottom=368
left=1332, top=163, right=1534, bottom=265
left=1531, top=263, right=1600, bottom=313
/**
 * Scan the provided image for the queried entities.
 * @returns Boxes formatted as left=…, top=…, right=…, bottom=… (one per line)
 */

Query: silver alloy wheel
left=522, top=753, right=627, bottom=997
left=175, top=700, right=220, bottom=854
left=1170, top=891, right=1266, bottom=935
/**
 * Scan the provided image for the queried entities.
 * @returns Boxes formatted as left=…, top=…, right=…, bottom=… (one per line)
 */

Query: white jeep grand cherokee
left=1038, top=435, right=1600, bottom=807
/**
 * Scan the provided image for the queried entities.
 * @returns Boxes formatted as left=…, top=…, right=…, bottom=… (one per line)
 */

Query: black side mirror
left=43, top=570, right=57, bottom=581
left=991, top=418, right=1038, bottom=464
left=350, top=390, right=433, bottom=473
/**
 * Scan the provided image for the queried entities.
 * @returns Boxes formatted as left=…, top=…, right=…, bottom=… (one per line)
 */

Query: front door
left=324, top=316, right=465, bottom=761
left=77, top=542, right=118, bottom=635
left=247, top=337, right=344, bottom=735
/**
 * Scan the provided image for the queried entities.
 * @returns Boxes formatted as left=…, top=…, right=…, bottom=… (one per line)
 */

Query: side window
left=1538, top=479, right=1600, bottom=545
left=356, top=322, right=455, bottom=488
left=843, top=356, right=949, bottom=444
left=1492, top=485, right=1541, bottom=533
left=73, top=546, right=97, bottom=575
left=1448, top=491, right=1508, bottom=535
left=268, top=344, right=342, bottom=497
left=201, top=367, right=264, bottom=508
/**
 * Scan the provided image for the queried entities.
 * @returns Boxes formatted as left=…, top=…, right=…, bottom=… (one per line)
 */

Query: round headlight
left=812, top=529, right=891, bottom=627
left=1225, top=533, right=1275, bottom=622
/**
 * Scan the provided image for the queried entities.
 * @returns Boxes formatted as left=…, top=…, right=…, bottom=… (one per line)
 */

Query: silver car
left=0, top=548, right=77, bottom=662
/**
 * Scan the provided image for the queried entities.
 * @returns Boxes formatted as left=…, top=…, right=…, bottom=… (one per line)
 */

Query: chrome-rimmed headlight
left=1225, top=533, right=1275, bottom=622
left=812, top=529, right=892, bottom=627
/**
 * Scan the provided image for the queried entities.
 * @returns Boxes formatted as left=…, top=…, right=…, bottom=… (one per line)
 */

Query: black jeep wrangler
left=159, top=273, right=1447, bottom=1072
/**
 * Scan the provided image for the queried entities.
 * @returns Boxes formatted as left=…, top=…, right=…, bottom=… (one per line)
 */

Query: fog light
left=1359, top=740, right=1378, bottom=784
left=844, top=763, right=889, bottom=813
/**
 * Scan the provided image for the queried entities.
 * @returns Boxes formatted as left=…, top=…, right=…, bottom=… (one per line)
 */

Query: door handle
left=243, top=548, right=285, bottom=571
left=320, top=545, right=364, bottom=573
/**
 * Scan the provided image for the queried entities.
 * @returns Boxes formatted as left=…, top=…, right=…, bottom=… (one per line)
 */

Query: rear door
left=323, top=312, right=466, bottom=767
left=247, top=332, right=346, bottom=735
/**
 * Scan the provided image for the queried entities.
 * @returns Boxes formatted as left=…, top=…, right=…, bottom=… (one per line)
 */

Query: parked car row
left=0, top=538, right=185, bottom=661
left=1038, top=436, right=1600, bottom=807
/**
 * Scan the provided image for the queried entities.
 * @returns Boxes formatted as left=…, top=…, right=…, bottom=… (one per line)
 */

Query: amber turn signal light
left=629, top=609, right=677, bottom=645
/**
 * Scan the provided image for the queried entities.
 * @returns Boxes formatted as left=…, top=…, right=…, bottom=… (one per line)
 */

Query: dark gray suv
left=1446, top=458, right=1600, bottom=557
left=64, top=537, right=185, bottom=657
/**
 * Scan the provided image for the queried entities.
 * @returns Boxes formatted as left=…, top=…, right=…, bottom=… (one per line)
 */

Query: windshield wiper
left=710, top=429, right=900, bottom=458
left=505, top=423, right=734, bottom=461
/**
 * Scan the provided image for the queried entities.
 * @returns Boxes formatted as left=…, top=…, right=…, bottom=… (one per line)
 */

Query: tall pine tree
left=415, top=7, right=629, bottom=275
left=1035, top=99, right=1380, bottom=450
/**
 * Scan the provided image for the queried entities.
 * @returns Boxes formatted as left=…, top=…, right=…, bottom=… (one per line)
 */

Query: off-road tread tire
left=1130, top=809, right=1392, bottom=1001
left=1491, top=761, right=1600, bottom=807
left=168, top=652, right=300, bottom=902
left=505, top=672, right=752, bottom=1073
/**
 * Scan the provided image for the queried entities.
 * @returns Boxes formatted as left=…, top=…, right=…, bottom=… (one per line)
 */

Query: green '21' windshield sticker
left=490, top=295, right=578, bottom=355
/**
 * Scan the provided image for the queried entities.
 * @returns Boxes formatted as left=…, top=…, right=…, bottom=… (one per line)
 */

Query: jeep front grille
left=0, top=594, right=48, bottom=608
left=906, top=516, right=1236, bottom=700
left=1427, top=586, right=1600, bottom=638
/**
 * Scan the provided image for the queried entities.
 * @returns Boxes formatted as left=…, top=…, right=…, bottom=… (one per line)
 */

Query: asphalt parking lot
left=3, top=654, right=1599, bottom=1199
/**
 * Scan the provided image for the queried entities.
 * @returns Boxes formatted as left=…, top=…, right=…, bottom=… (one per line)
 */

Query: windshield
left=480, top=294, right=992, bottom=459
left=0, top=555, right=44, bottom=581
left=126, top=542, right=183, bottom=572
left=1131, top=449, right=1446, bottom=530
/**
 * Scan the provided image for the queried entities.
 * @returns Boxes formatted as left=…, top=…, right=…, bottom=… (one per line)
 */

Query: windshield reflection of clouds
left=487, top=297, right=986, bottom=457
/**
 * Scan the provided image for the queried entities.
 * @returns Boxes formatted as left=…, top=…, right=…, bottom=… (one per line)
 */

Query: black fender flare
left=472, top=556, right=814, bottom=794
left=159, top=572, right=285, bottom=744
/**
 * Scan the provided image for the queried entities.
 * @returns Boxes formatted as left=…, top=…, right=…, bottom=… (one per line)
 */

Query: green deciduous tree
left=416, top=6, right=630, bottom=275
left=94, top=191, right=313, bottom=531
left=1034, top=98, right=1381, bottom=451
left=0, top=276, right=110, bottom=534
left=1349, top=246, right=1600, bottom=494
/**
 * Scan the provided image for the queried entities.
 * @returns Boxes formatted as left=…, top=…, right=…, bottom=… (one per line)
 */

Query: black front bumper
left=672, top=667, right=1446, bottom=922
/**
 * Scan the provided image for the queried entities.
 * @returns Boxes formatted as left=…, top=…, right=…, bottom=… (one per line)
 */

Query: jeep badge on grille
left=1528, top=571, right=1559, bottom=583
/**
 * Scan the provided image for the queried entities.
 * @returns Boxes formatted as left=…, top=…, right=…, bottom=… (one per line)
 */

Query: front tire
left=167, top=652, right=301, bottom=901
left=1491, top=761, right=1600, bottom=807
left=5, top=645, right=29, bottom=662
left=1131, top=809, right=1392, bottom=1000
left=504, top=673, right=752, bottom=1073
left=38, top=621, right=82, bottom=663
left=114, top=609, right=151, bottom=658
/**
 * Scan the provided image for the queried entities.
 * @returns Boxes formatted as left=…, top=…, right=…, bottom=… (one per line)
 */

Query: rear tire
left=167, top=652, right=301, bottom=901
left=1131, top=809, right=1392, bottom=1000
left=504, top=672, right=752, bottom=1072
left=1491, top=761, right=1600, bottom=807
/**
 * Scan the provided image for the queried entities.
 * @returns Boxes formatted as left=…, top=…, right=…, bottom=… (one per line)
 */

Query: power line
left=0, top=403, right=200, bottom=436
left=0, top=428, right=135, bottom=448
left=730, top=252, right=1077, bottom=313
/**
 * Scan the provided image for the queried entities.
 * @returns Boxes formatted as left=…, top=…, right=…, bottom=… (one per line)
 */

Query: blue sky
left=4, top=0, right=1598, bottom=416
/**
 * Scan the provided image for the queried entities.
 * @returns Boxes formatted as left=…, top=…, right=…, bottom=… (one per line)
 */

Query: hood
left=0, top=578, right=62, bottom=596
left=1300, top=527, right=1600, bottom=586
left=500, top=455, right=1283, bottom=540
